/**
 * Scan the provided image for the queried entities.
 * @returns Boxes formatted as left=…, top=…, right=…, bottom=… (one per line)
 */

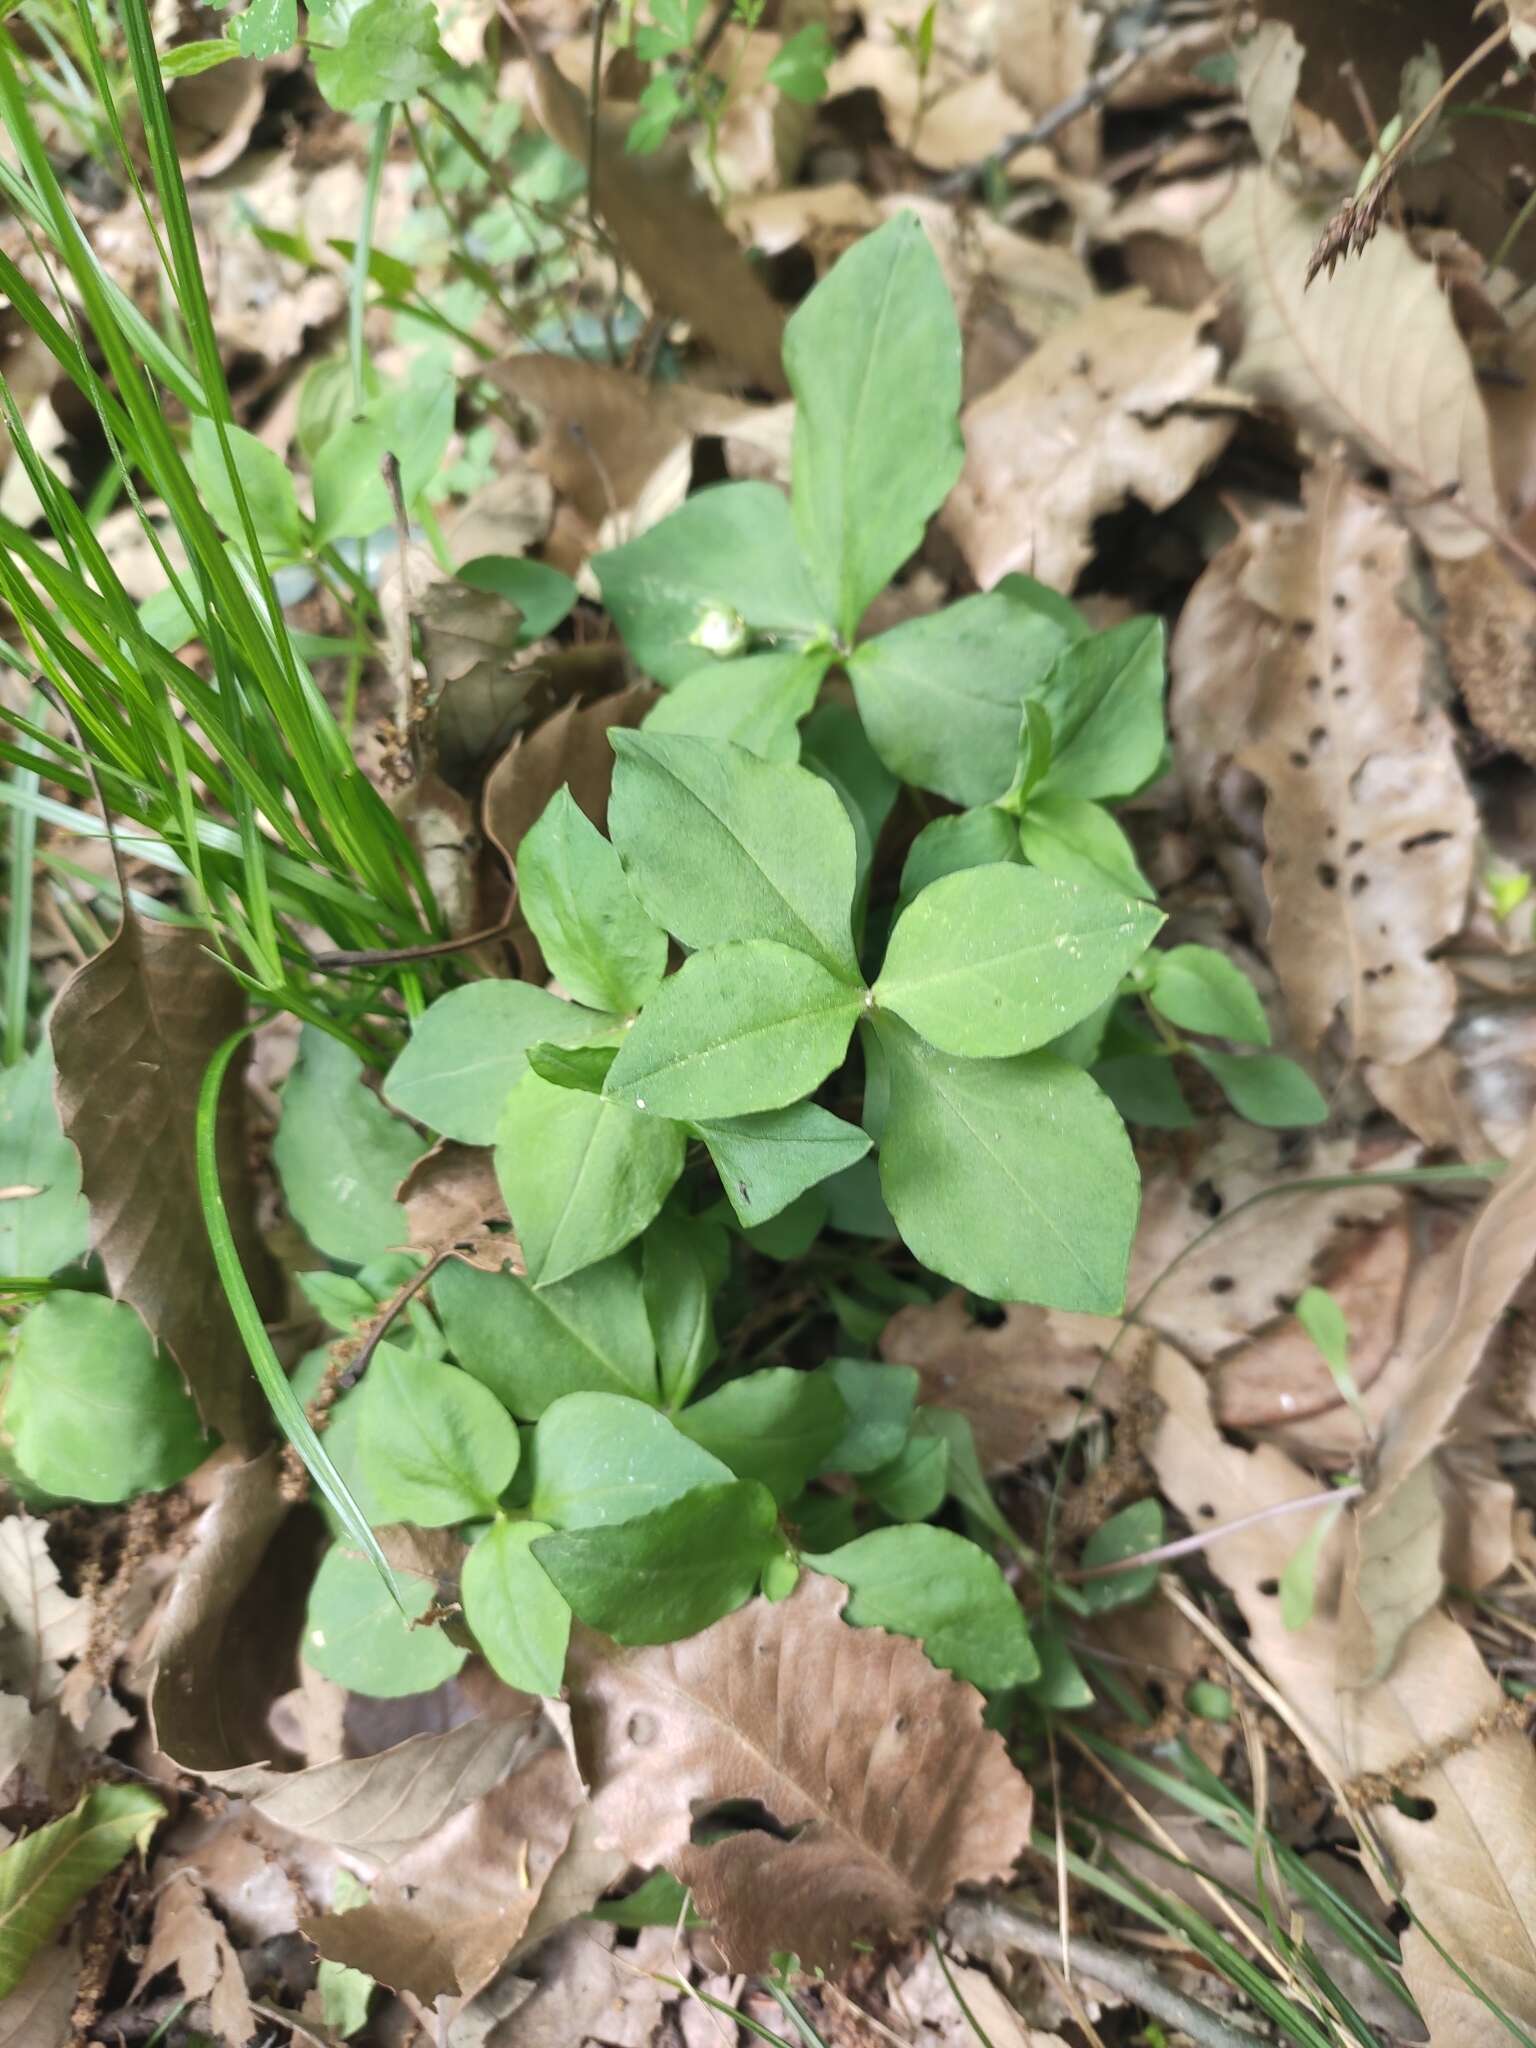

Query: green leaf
left=863, top=1427, right=948, bottom=1520
left=590, top=1870, right=704, bottom=1929
left=1148, top=945, right=1270, bottom=1046
left=740, top=1185, right=826, bottom=1259
left=460, top=1518, right=571, bottom=1696
left=898, top=808, right=1019, bottom=910
left=534, top=1478, right=778, bottom=1643
left=1022, top=1618, right=1094, bottom=1710
left=810, top=1529, right=1036, bottom=1689
left=595, top=483, right=830, bottom=684
left=694, top=1099, right=871, bottom=1228
left=457, top=554, right=577, bottom=643
left=1033, top=617, right=1167, bottom=800
left=0, top=1039, right=88, bottom=1276
left=233, top=0, right=299, bottom=57
left=873, top=866, right=1162, bottom=1058
left=872, top=1016, right=1138, bottom=1313
left=642, top=1211, right=721, bottom=1409
left=1280, top=1501, right=1346, bottom=1631
left=1295, top=1285, right=1367, bottom=1427
left=159, top=37, right=241, bottom=75
left=4, top=1292, right=207, bottom=1502
left=309, top=0, right=445, bottom=111
left=434, top=1254, right=657, bottom=1416
left=319, top=1953, right=375, bottom=2039
left=605, top=941, right=862, bottom=1122
left=628, top=70, right=686, bottom=152
left=359, top=1351, right=520, bottom=1525
left=800, top=698, right=900, bottom=914
left=495, top=1072, right=685, bottom=1286
left=526, top=1042, right=618, bottom=1093
left=675, top=1366, right=847, bottom=1503
left=1001, top=700, right=1054, bottom=813
left=785, top=212, right=962, bottom=638
left=642, top=647, right=831, bottom=763
left=517, top=788, right=668, bottom=1015
left=608, top=732, right=860, bottom=977
left=303, top=1542, right=465, bottom=1698
left=1191, top=1048, right=1328, bottom=1128
left=274, top=1027, right=426, bottom=1264
left=766, top=19, right=832, bottom=100
left=528, top=1391, right=732, bottom=1528
left=385, top=981, right=614, bottom=1146
left=291, top=1343, right=400, bottom=1531
left=849, top=588, right=1078, bottom=806
left=0, top=1784, right=162, bottom=2000
left=1076, top=1499, right=1163, bottom=1613
left=822, top=1358, right=917, bottom=1473
left=915, top=1406, right=1016, bottom=1550
left=1094, top=1053, right=1194, bottom=1130
left=311, top=371, right=454, bottom=542
left=189, top=418, right=304, bottom=563
left=1019, top=793, right=1154, bottom=901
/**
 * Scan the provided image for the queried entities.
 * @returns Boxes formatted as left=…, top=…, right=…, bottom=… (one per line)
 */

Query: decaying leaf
left=1203, top=169, right=1500, bottom=559
left=50, top=913, right=273, bottom=1451
left=1437, top=546, right=1536, bottom=766
left=997, top=0, right=1099, bottom=172
left=0, top=1513, right=88, bottom=1709
left=0, top=1934, right=80, bottom=2048
left=301, top=1745, right=591, bottom=2001
left=483, top=683, right=654, bottom=872
left=149, top=1451, right=322, bottom=1778
left=133, top=1870, right=256, bottom=2045
left=1148, top=1349, right=1536, bottom=2046
left=1171, top=467, right=1477, bottom=1064
left=528, top=60, right=787, bottom=394
left=567, top=1573, right=1032, bottom=1972
left=398, top=1142, right=512, bottom=1265
left=941, top=290, right=1234, bottom=591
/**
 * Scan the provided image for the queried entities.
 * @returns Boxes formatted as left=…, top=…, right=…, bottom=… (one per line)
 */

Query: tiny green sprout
left=1294, top=1284, right=1370, bottom=1438
left=691, top=604, right=749, bottom=658
left=1488, top=866, right=1533, bottom=923
left=1279, top=1497, right=1347, bottom=1631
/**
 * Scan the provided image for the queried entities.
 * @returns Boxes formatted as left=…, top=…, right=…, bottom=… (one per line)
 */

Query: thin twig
left=337, top=1246, right=454, bottom=1390
left=1062, top=1483, right=1362, bottom=1582
left=945, top=1897, right=1260, bottom=2048
left=310, top=906, right=516, bottom=970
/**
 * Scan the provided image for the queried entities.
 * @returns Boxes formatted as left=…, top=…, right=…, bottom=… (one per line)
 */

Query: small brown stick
left=310, top=906, right=517, bottom=970
left=337, top=1245, right=456, bottom=1391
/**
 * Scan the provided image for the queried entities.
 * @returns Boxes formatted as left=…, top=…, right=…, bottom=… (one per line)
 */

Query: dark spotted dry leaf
left=567, top=1573, right=1032, bottom=1972
left=528, top=59, right=787, bottom=394
left=1171, top=467, right=1477, bottom=1065
left=50, top=913, right=273, bottom=1450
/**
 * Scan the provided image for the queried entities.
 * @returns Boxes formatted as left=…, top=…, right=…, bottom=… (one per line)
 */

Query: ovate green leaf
left=1191, top=1048, right=1328, bottom=1128
left=1148, top=944, right=1270, bottom=1046
left=0, top=1784, right=162, bottom=1999
left=385, top=981, right=614, bottom=1145
left=516, top=788, right=667, bottom=1015
left=461, top=1519, right=571, bottom=1696
left=0, top=1039, right=88, bottom=1277
left=303, top=1543, right=465, bottom=1698
left=359, top=1351, right=519, bottom=1525
left=822, top=1357, right=917, bottom=1473
left=642, top=1212, right=722, bottom=1409
left=1018, top=793, right=1153, bottom=900
left=189, top=418, right=304, bottom=563
left=528, top=1391, right=732, bottom=1527
left=1033, top=616, right=1167, bottom=800
left=274, top=1028, right=426, bottom=1264
left=642, top=646, right=831, bottom=762
left=1076, top=1498, right=1163, bottom=1612
left=693, top=1099, right=871, bottom=1228
left=309, top=0, right=445, bottom=112
left=433, top=1254, right=658, bottom=1416
left=810, top=1529, right=1036, bottom=1689
left=898, top=807, right=1019, bottom=911
left=675, top=1366, right=847, bottom=1503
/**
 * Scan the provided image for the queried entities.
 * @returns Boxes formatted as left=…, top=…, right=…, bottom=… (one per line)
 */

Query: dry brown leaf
left=1170, top=467, right=1477, bottom=1064
left=149, top=1450, right=321, bottom=1777
left=133, top=1870, right=256, bottom=2045
left=1148, top=1348, right=1536, bottom=2044
left=0, top=1934, right=81, bottom=2048
left=528, top=60, right=787, bottom=393
left=253, top=1715, right=545, bottom=1860
left=1202, top=169, right=1500, bottom=559
left=997, top=0, right=1098, bottom=172
left=0, top=1513, right=87, bottom=1709
left=1437, top=546, right=1536, bottom=766
left=1235, top=21, right=1302, bottom=164
left=826, top=42, right=1030, bottom=173
left=398, top=1141, right=511, bottom=1265
left=50, top=913, right=273, bottom=1451
left=941, top=290, right=1233, bottom=592
left=301, top=1745, right=588, bottom=2000
left=880, top=1289, right=1123, bottom=1474
left=567, top=1573, right=1032, bottom=1972
left=483, top=682, right=654, bottom=873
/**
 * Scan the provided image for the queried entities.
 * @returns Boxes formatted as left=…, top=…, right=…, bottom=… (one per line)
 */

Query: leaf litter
left=15, top=0, right=1536, bottom=2040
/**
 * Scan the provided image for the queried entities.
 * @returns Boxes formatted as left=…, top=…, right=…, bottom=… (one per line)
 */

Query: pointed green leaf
left=1076, top=1498, right=1164, bottom=1612
left=433, top=1254, right=658, bottom=1416
left=359, top=1351, right=520, bottom=1525
left=516, top=788, right=668, bottom=1015
left=275, top=1027, right=426, bottom=1265
left=694, top=1099, right=871, bottom=1228
left=0, top=1785, right=163, bottom=2000
left=1018, top=792, right=1153, bottom=900
left=528, top=1391, right=732, bottom=1528
left=675, top=1366, right=847, bottom=1503
left=642, top=646, right=831, bottom=762
left=461, top=1519, right=571, bottom=1696
left=1034, top=617, right=1167, bottom=800
left=642, top=1211, right=722, bottom=1409
left=1190, top=1048, right=1328, bottom=1128
left=898, top=807, right=1020, bottom=911
left=385, top=981, right=615, bottom=1145
left=189, top=418, right=304, bottom=562
left=809, top=1529, right=1036, bottom=1689
left=822, top=1358, right=917, bottom=1474
left=1148, top=944, right=1270, bottom=1046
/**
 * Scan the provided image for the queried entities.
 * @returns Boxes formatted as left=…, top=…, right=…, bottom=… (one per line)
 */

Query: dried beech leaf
left=528, top=60, right=787, bottom=394
left=567, top=1573, right=1032, bottom=1972
left=301, top=1746, right=588, bottom=2000
left=132, top=1872, right=255, bottom=2045
left=1148, top=1349, right=1536, bottom=2045
left=0, top=1513, right=87, bottom=1707
left=880, top=1289, right=1124, bottom=1474
left=254, top=1715, right=545, bottom=1860
left=1170, top=469, right=1477, bottom=1064
left=941, top=291, right=1233, bottom=591
left=150, top=1451, right=322, bottom=1777
left=1203, top=169, right=1500, bottom=558
left=50, top=914, right=272, bottom=1450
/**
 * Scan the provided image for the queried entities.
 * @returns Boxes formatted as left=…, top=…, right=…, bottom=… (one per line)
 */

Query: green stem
left=350, top=102, right=393, bottom=415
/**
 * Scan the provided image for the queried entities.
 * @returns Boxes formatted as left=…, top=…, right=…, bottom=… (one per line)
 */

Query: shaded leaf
left=360, top=1352, right=519, bottom=1527
left=303, top=1542, right=466, bottom=1699
left=528, top=1391, right=732, bottom=1528
left=694, top=1099, right=871, bottom=1228
left=0, top=1784, right=162, bottom=1999
left=385, top=981, right=613, bottom=1146
left=275, top=1027, right=427, bottom=1265
left=808, top=1532, right=1036, bottom=1690
left=0, top=1039, right=87, bottom=1278
left=516, top=787, right=667, bottom=1015
left=433, top=1254, right=657, bottom=1417
left=643, top=647, right=831, bottom=762
left=461, top=1519, right=571, bottom=1697
left=675, top=1365, right=847, bottom=1503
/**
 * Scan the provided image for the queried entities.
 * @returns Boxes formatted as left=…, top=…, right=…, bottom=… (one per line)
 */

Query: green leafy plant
left=627, top=0, right=833, bottom=186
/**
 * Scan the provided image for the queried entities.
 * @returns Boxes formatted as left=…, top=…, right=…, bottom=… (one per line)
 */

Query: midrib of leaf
left=833, top=243, right=905, bottom=638
left=617, top=988, right=859, bottom=1090
left=879, top=916, right=1144, bottom=1001
left=542, top=1097, right=620, bottom=1281
left=528, top=1288, right=653, bottom=1401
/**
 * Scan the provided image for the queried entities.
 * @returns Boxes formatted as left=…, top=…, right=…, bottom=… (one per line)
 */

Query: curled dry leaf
left=50, top=912, right=274, bottom=1451
left=996, top=0, right=1099, bottom=172
left=567, top=1572, right=1033, bottom=1972
left=941, top=290, right=1234, bottom=592
left=149, top=1450, right=322, bottom=1779
left=1148, top=1347, right=1536, bottom=2046
left=0, top=1513, right=87, bottom=1709
left=1202, top=169, right=1500, bottom=559
left=132, top=1870, right=256, bottom=2046
left=880, top=1288, right=1124, bottom=1474
left=1170, top=467, right=1477, bottom=1065
left=528, top=59, right=787, bottom=394
left=301, top=1745, right=593, bottom=2001
left=398, top=1142, right=513, bottom=1268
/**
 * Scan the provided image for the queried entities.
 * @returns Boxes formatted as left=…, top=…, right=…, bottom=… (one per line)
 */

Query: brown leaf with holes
left=50, top=913, right=273, bottom=1451
left=300, top=1745, right=593, bottom=2000
left=880, top=1289, right=1124, bottom=1474
left=1170, top=467, right=1477, bottom=1064
left=133, top=1871, right=256, bottom=2044
left=940, top=291, right=1234, bottom=591
left=528, top=59, right=787, bottom=394
left=1147, top=1348, right=1536, bottom=2047
left=149, top=1451, right=322, bottom=1778
left=1202, top=169, right=1499, bottom=559
left=566, top=1572, right=1031, bottom=1973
